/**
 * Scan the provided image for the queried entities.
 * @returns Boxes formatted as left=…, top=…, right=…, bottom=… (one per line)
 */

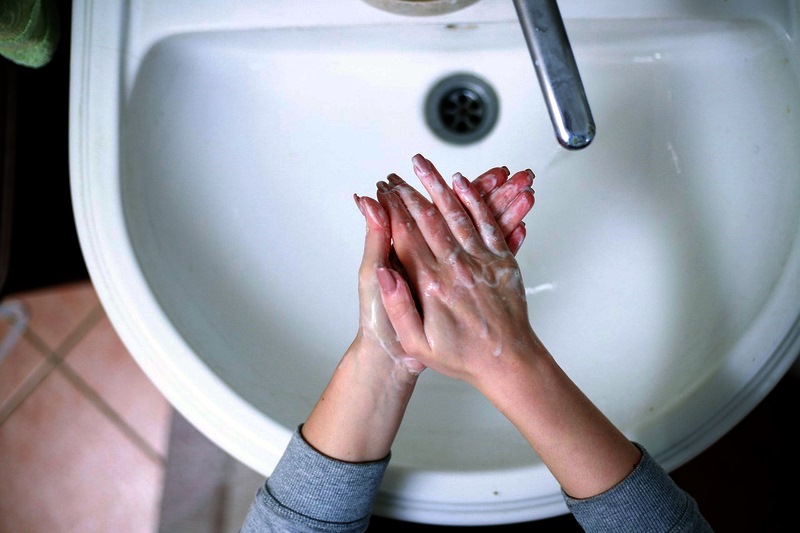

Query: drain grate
left=424, top=73, right=499, bottom=145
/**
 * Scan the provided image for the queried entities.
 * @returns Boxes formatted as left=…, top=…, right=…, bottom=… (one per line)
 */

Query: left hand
left=352, top=193, right=427, bottom=377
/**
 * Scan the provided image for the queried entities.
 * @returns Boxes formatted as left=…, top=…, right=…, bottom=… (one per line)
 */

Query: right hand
left=375, top=156, right=645, bottom=502
left=375, top=155, right=547, bottom=386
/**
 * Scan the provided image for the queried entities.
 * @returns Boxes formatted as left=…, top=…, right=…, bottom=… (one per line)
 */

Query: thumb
left=355, top=195, right=391, bottom=268
left=376, top=267, right=428, bottom=356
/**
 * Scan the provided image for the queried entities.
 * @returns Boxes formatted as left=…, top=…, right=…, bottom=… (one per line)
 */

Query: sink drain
left=424, top=73, right=499, bottom=145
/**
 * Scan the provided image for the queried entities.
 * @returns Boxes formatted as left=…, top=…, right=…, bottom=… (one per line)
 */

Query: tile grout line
left=55, top=302, right=168, bottom=466
left=51, top=303, right=108, bottom=362
left=57, top=360, right=167, bottom=467
left=0, top=303, right=106, bottom=424
left=0, top=353, right=56, bottom=424
left=0, top=302, right=167, bottom=466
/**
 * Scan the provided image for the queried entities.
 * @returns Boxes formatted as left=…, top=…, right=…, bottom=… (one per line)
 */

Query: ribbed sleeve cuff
left=263, top=425, right=390, bottom=528
left=564, top=443, right=711, bottom=533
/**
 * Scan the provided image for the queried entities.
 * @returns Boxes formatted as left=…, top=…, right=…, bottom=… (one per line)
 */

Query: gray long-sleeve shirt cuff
left=242, top=431, right=713, bottom=533
left=564, top=443, right=713, bottom=532
left=241, top=425, right=389, bottom=533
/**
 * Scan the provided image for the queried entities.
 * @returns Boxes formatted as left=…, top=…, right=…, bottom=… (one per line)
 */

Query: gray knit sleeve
left=241, top=425, right=389, bottom=533
left=563, top=443, right=713, bottom=532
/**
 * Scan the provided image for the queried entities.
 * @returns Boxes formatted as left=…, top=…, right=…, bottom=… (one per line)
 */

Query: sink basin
left=70, top=0, right=800, bottom=525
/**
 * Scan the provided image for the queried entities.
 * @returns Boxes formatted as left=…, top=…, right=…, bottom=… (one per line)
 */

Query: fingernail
left=526, top=169, right=536, bottom=180
left=364, top=199, right=388, bottom=227
left=376, top=181, right=391, bottom=193
left=452, top=172, right=469, bottom=191
left=501, top=166, right=510, bottom=176
left=387, top=173, right=403, bottom=186
left=353, top=194, right=365, bottom=215
left=376, top=267, right=397, bottom=291
left=412, top=154, right=431, bottom=174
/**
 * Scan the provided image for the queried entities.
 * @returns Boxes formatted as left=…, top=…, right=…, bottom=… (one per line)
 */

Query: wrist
left=347, top=334, right=421, bottom=388
left=465, top=333, right=550, bottom=397
left=302, top=339, right=419, bottom=463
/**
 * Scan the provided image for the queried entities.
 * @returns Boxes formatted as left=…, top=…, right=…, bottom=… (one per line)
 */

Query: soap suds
left=450, top=263, right=523, bottom=292
left=424, top=281, right=441, bottom=297
left=526, top=282, right=557, bottom=297
left=478, top=317, right=489, bottom=338
left=362, top=296, right=422, bottom=378
left=445, top=210, right=471, bottom=228
left=479, top=222, right=500, bottom=242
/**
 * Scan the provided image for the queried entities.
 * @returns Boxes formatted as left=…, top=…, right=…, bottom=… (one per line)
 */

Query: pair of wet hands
left=352, top=154, right=537, bottom=382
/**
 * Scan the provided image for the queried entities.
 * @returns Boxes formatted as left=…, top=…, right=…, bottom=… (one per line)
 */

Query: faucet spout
left=513, top=0, right=595, bottom=150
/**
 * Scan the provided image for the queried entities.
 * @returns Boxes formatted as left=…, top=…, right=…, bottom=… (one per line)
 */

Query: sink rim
left=70, top=0, right=800, bottom=525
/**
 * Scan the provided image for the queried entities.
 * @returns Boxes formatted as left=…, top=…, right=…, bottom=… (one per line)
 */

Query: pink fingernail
left=452, top=172, right=469, bottom=191
left=412, top=154, right=432, bottom=174
left=387, top=173, right=403, bottom=186
left=376, top=268, right=397, bottom=291
left=364, top=200, right=388, bottom=227
left=516, top=231, right=526, bottom=249
left=353, top=194, right=365, bottom=215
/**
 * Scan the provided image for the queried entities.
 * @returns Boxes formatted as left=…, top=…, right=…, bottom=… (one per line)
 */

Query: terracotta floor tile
left=0, top=332, right=52, bottom=418
left=5, top=281, right=99, bottom=351
left=64, top=313, right=172, bottom=457
left=0, top=367, right=164, bottom=533
left=0, top=298, right=49, bottom=411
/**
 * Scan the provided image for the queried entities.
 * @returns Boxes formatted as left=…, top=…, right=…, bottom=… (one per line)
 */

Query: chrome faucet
left=513, top=0, right=595, bottom=150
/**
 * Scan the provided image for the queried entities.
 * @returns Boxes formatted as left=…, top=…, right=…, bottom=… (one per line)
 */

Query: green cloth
left=0, top=0, right=60, bottom=68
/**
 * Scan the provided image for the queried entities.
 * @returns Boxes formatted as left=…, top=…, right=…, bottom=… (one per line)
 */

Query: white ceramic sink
left=70, top=0, right=800, bottom=525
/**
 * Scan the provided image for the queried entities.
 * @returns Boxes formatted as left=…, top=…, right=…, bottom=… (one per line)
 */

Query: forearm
left=302, top=339, right=418, bottom=463
left=474, top=349, right=641, bottom=499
